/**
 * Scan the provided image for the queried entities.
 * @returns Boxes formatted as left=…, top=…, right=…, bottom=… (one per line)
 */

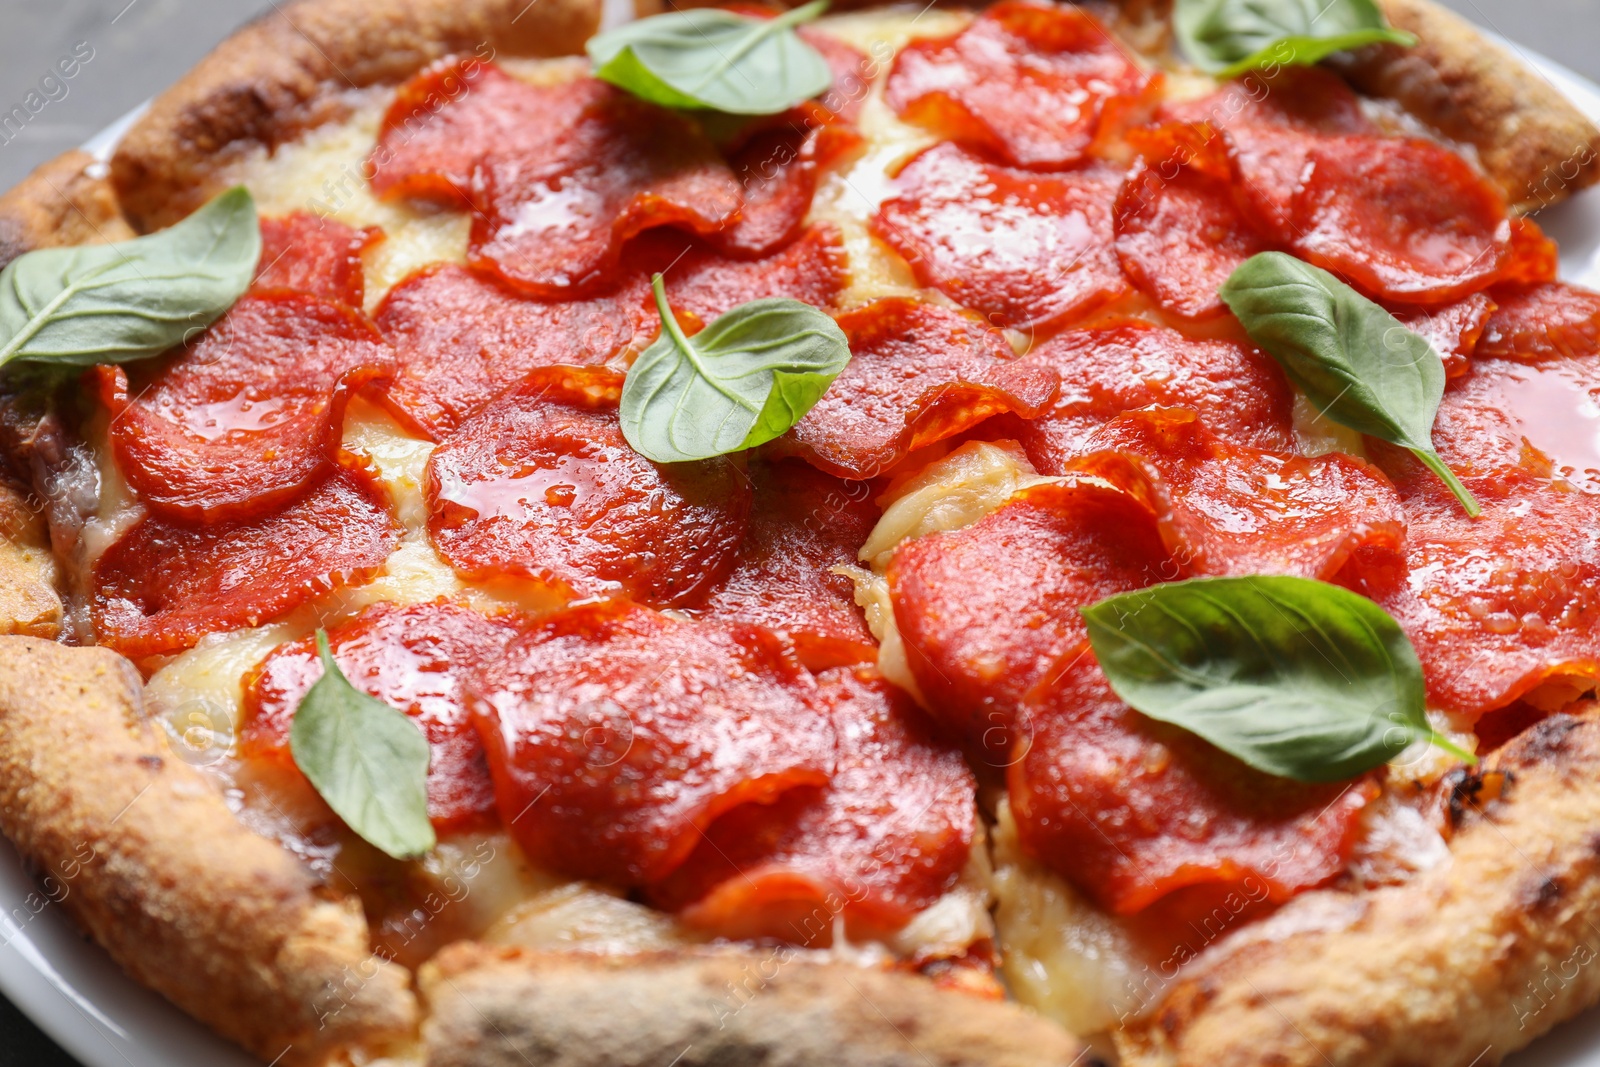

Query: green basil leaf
left=620, top=273, right=851, bottom=463
left=1220, top=252, right=1480, bottom=517
left=1174, top=0, right=1415, bottom=76
left=0, top=186, right=259, bottom=372
left=290, top=630, right=436, bottom=860
left=1082, top=576, right=1476, bottom=783
left=587, top=0, right=834, bottom=115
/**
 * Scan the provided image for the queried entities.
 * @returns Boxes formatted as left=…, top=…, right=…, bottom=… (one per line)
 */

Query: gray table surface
left=1, top=0, right=1598, bottom=1064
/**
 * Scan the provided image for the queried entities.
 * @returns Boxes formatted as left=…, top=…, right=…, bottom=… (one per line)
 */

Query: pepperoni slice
left=92, top=469, right=398, bottom=658
left=648, top=665, right=975, bottom=941
left=1499, top=217, right=1560, bottom=287
left=1342, top=480, right=1600, bottom=717
left=698, top=459, right=878, bottom=671
left=372, top=265, right=650, bottom=439
left=1477, top=282, right=1600, bottom=361
left=371, top=61, right=741, bottom=298
left=885, top=0, right=1152, bottom=170
left=254, top=213, right=381, bottom=307
left=1389, top=292, right=1495, bottom=378
left=645, top=224, right=849, bottom=323
left=1114, top=162, right=1270, bottom=320
left=1014, top=320, right=1295, bottom=472
left=801, top=27, right=872, bottom=127
left=1158, top=67, right=1376, bottom=244
left=887, top=476, right=1171, bottom=765
left=711, top=125, right=863, bottom=258
left=770, top=298, right=1058, bottom=480
left=241, top=602, right=517, bottom=830
left=467, top=600, right=836, bottom=885
left=424, top=367, right=750, bottom=607
left=1291, top=135, right=1510, bottom=303
left=98, top=293, right=394, bottom=525
left=1076, top=408, right=1405, bottom=580
left=1009, top=654, right=1375, bottom=915
left=874, top=144, right=1129, bottom=331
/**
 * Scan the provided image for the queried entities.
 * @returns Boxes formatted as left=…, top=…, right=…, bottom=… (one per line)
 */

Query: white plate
left=4, top=12, right=1600, bottom=1067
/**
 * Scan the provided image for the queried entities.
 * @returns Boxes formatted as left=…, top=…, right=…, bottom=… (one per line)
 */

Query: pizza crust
left=1116, top=708, right=1600, bottom=1067
left=0, top=148, right=134, bottom=269
left=0, top=637, right=418, bottom=1066
left=418, top=942, right=1088, bottom=1067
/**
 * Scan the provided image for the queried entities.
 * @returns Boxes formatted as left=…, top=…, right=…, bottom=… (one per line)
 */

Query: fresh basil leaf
left=588, top=0, right=834, bottom=115
left=1082, top=576, right=1476, bottom=783
left=0, top=186, right=259, bottom=372
left=290, top=630, right=436, bottom=860
left=620, top=273, right=851, bottom=463
left=1174, top=0, right=1415, bottom=76
left=1220, top=252, right=1480, bottom=517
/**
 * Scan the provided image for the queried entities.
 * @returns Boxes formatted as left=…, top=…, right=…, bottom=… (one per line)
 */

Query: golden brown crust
left=110, top=0, right=603, bottom=232
left=1335, top=0, right=1600, bottom=211
left=1116, top=712, right=1600, bottom=1067
left=419, top=943, right=1088, bottom=1067
left=0, top=637, right=417, bottom=1066
left=0, top=149, right=135, bottom=270
left=0, top=483, right=60, bottom=637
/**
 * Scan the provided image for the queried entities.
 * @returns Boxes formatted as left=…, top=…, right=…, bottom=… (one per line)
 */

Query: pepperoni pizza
left=0, top=1, right=1598, bottom=1066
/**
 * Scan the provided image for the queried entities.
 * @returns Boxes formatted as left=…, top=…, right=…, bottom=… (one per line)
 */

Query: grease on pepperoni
left=1076, top=408, right=1405, bottom=580
left=874, top=144, right=1128, bottom=331
left=97, top=293, right=394, bottom=525
left=370, top=61, right=741, bottom=297
left=1389, top=292, right=1495, bottom=378
left=1014, top=320, right=1295, bottom=471
left=92, top=468, right=398, bottom=658
left=887, top=476, right=1170, bottom=765
left=254, top=213, right=381, bottom=307
left=1499, top=217, right=1560, bottom=287
left=648, top=665, right=975, bottom=941
left=1291, top=135, right=1509, bottom=303
left=646, top=224, right=849, bottom=322
left=1114, top=161, right=1269, bottom=320
left=467, top=600, right=835, bottom=885
left=771, top=298, right=1058, bottom=480
left=712, top=125, right=863, bottom=258
left=241, top=602, right=517, bottom=830
left=1009, top=654, right=1375, bottom=914
left=885, top=0, right=1151, bottom=170
left=424, top=367, right=750, bottom=607
left=698, top=459, right=879, bottom=671
left=1477, top=282, right=1600, bottom=361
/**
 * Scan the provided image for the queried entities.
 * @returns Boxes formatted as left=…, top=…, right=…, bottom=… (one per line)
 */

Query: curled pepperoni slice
left=467, top=600, right=836, bottom=885
left=1389, top=292, right=1495, bottom=378
left=373, top=265, right=650, bottom=439
left=874, top=144, right=1129, bottom=331
left=254, top=213, right=380, bottom=307
left=371, top=61, right=741, bottom=298
left=92, top=469, right=398, bottom=659
left=1009, top=654, right=1375, bottom=915
left=1076, top=408, right=1405, bottom=580
left=1014, top=320, right=1295, bottom=472
left=885, top=0, right=1152, bottom=169
left=771, top=298, right=1058, bottom=480
left=1114, top=162, right=1270, bottom=320
left=1499, top=217, right=1560, bottom=287
left=1291, top=135, right=1510, bottom=303
left=887, top=476, right=1170, bottom=765
left=698, top=459, right=879, bottom=671
left=645, top=224, right=849, bottom=323
left=711, top=125, right=863, bottom=258
left=1342, top=481, right=1600, bottom=717
left=98, top=293, right=394, bottom=525
left=1477, top=282, right=1600, bottom=361
left=648, top=665, right=975, bottom=941
left=241, top=602, right=518, bottom=830
left=424, top=367, right=750, bottom=607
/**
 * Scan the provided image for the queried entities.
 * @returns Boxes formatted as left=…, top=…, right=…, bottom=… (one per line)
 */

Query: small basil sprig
left=290, top=630, right=436, bottom=860
left=0, top=186, right=259, bottom=372
left=1082, top=576, right=1475, bottom=782
left=1220, top=252, right=1480, bottom=517
left=588, top=0, right=833, bottom=115
left=1175, top=0, right=1415, bottom=78
left=620, top=273, right=850, bottom=463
